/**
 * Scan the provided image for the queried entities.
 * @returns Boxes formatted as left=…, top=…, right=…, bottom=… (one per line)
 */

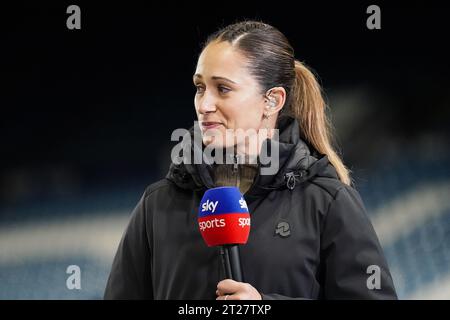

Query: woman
left=104, top=21, right=397, bottom=300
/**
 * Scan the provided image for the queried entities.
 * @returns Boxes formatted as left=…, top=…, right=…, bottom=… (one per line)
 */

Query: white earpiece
left=266, top=97, right=276, bottom=109
left=265, top=89, right=277, bottom=109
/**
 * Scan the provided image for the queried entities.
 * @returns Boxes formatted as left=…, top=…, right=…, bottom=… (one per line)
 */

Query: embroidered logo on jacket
left=275, top=221, right=291, bottom=238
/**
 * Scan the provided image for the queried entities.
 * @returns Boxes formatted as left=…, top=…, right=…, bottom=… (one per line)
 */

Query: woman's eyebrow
left=211, top=76, right=237, bottom=84
left=193, top=74, right=237, bottom=84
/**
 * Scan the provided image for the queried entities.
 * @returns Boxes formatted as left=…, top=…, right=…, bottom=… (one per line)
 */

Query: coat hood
left=166, top=115, right=339, bottom=196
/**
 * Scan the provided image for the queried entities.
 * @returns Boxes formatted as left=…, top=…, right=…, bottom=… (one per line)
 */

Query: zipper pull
left=233, top=154, right=240, bottom=189
left=285, top=172, right=296, bottom=190
left=233, top=154, right=239, bottom=172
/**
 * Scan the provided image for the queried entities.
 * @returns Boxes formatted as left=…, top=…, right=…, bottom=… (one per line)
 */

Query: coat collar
left=166, top=115, right=337, bottom=196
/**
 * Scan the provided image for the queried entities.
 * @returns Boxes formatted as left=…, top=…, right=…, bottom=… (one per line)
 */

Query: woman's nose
left=197, top=93, right=217, bottom=114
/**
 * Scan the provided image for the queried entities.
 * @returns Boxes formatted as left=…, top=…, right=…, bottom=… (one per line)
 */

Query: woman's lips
left=201, top=122, right=223, bottom=130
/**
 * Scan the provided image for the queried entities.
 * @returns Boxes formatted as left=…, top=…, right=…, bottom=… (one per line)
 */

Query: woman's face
left=193, top=41, right=266, bottom=149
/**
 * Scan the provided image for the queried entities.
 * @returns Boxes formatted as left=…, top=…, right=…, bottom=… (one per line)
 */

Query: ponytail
left=289, top=60, right=351, bottom=185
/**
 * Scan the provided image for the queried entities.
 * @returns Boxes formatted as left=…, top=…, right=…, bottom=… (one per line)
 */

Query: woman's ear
left=264, top=87, right=286, bottom=115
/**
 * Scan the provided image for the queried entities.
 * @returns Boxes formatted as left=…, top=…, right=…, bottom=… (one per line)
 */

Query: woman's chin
left=202, top=136, right=234, bottom=149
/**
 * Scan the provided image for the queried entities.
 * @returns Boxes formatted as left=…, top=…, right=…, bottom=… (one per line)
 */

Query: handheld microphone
left=198, top=186, right=250, bottom=282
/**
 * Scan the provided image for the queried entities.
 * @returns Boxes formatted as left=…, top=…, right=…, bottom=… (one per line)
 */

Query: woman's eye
left=195, top=85, right=205, bottom=94
left=218, top=85, right=231, bottom=94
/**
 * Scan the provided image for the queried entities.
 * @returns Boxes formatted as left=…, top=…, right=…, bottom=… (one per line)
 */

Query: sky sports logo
left=198, top=217, right=250, bottom=232
left=201, top=199, right=219, bottom=213
left=200, top=197, right=248, bottom=214
left=198, top=188, right=251, bottom=246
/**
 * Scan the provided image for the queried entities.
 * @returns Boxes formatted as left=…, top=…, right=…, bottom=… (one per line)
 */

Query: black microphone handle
left=220, top=246, right=233, bottom=279
left=221, top=244, right=244, bottom=282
